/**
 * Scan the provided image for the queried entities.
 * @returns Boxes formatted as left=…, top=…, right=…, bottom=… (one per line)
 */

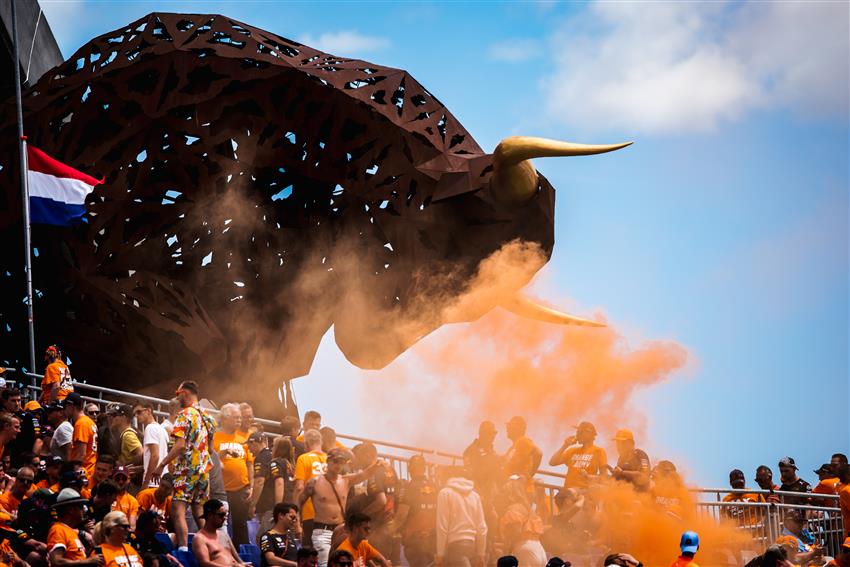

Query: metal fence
left=9, top=371, right=846, bottom=556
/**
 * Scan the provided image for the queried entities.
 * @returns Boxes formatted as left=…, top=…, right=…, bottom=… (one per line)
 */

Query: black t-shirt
left=398, top=478, right=437, bottom=536
left=462, top=439, right=501, bottom=489
left=131, top=534, right=168, bottom=556
left=89, top=498, right=112, bottom=523
left=259, top=530, right=297, bottom=567
left=8, top=411, right=41, bottom=468
left=347, top=463, right=398, bottom=521
left=270, top=458, right=294, bottom=505
left=779, top=478, right=812, bottom=505
left=617, top=448, right=651, bottom=490
left=291, top=439, right=306, bottom=461
left=253, top=448, right=274, bottom=513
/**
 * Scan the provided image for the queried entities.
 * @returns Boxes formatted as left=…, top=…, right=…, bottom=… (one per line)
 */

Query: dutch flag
left=27, top=145, right=102, bottom=226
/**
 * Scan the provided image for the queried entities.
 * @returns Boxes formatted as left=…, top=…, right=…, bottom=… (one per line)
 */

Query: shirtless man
left=193, top=499, right=250, bottom=567
left=300, top=448, right=380, bottom=567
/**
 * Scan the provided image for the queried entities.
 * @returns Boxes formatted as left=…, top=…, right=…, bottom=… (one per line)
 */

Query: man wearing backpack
left=153, top=380, right=216, bottom=552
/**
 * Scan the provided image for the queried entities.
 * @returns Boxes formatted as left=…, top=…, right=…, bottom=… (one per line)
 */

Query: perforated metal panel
left=0, top=13, right=555, bottom=411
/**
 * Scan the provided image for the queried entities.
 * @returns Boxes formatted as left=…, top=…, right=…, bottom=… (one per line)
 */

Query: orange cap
left=24, top=400, right=42, bottom=412
left=612, top=429, right=634, bottom=442
left=841, top=536, right=850, bottom=550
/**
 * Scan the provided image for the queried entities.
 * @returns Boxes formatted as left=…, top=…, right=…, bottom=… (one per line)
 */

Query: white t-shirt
left=50, top=420, right=74, bottom=457
left=142, top=421, right=169, bottom=486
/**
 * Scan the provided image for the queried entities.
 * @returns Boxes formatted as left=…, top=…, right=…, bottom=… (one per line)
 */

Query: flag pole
left=11, top=0, right=37, bottom=373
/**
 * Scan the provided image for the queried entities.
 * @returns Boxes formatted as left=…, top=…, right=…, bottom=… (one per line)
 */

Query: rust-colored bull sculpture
left=0, top=13, right=629, bottom=412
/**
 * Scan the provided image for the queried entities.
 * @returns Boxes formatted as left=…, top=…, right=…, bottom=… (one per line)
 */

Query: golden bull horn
left=490, top=136, right=633, bottom=203
left=502, top=295, right=606, bottom=327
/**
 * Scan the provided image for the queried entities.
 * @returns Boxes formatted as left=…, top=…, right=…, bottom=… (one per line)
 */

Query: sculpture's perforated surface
left=0, top=13, right=555, bottom=408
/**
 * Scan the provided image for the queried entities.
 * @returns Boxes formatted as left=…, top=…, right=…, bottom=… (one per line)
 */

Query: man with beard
left=549, top=422, right=607, bottom=489
left=153, top=381, right=216, bottom=551
left=721, top=469, right=765, bottom=526
left=778, top=457, right=812, bottom=506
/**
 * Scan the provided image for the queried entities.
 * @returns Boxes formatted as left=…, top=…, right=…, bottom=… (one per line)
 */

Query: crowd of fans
left=0, top=346, right=844, bottom=567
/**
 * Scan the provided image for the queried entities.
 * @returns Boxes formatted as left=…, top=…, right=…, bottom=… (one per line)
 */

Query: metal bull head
left=0, top=13, right=629, bottom=412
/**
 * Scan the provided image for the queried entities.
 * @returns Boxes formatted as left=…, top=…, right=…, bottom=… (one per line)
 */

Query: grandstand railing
left=10, top=373, right=846, bottom=555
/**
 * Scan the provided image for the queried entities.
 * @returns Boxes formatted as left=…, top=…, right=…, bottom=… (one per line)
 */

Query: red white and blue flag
left=27, top=145, right=102, bottom=226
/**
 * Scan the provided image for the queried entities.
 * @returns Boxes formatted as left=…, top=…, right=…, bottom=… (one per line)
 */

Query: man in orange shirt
left=838, top=464, right=850, bottom=538
left=548, top=422, right=607, bottom=489
left=293, top=429, right=327, bottom=547
left=670, top=531, right=700, bottom=567
left=335, top=512, right=390, bottom=567
left=503, top=416, right=542, bottom=485
left=0, top=466, right=35, bottom=520
left=136, top=473, right=174, bottom=524
left=41, top=345, right=74, bottom=404
left=296, top=412, right=322, bottom=443
left=237, top=403, right=258, bottom=438
left=213, top=403, right=254, bottom=547
left=66, top=393, right=98, bottom=479
left=88, top=454, right=115, bottom=493
left=812, top=463, right=840, bottom=507
left=48, top=488, right=103, bottom=567
left=721, top=469, right=765, bottom=526
left=111, top=466, right=140, bottom=531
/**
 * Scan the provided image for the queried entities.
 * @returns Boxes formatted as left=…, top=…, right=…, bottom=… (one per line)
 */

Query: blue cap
left=680, top=530, right=699, bottom=553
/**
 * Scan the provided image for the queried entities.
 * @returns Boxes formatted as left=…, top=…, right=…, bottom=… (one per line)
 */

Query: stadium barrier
left=10, top=372, right=846, bottom=555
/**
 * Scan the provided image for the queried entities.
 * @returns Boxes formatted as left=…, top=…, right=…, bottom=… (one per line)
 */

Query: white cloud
left=488, top=38, right=543, bottom=63
left=297, top=31, right=390, bottom=58
left=543, top=1, right=850, bottom=134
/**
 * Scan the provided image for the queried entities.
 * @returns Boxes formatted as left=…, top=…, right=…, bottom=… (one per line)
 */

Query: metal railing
left=8, top=370, right=846, bottom=555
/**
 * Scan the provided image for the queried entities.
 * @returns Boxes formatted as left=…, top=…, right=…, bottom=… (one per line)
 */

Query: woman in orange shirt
left=92, top=512, right=143, bottom=567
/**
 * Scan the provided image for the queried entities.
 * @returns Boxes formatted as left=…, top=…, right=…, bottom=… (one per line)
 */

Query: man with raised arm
left=299, top=448, right=380, bottom=567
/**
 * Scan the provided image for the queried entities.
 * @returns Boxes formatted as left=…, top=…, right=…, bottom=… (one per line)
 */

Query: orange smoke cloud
left=358, top=240, right=689, bottom=453
left=351, top=241, right=762, bottom=562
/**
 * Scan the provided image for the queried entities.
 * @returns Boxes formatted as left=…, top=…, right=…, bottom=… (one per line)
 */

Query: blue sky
left=40, top=1, right=848, bottom=487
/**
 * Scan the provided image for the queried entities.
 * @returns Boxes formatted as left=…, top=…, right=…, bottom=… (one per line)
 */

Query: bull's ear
left=430, top=154, right=493, bottom=202
left=431, top=172, right=481, bottom=202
